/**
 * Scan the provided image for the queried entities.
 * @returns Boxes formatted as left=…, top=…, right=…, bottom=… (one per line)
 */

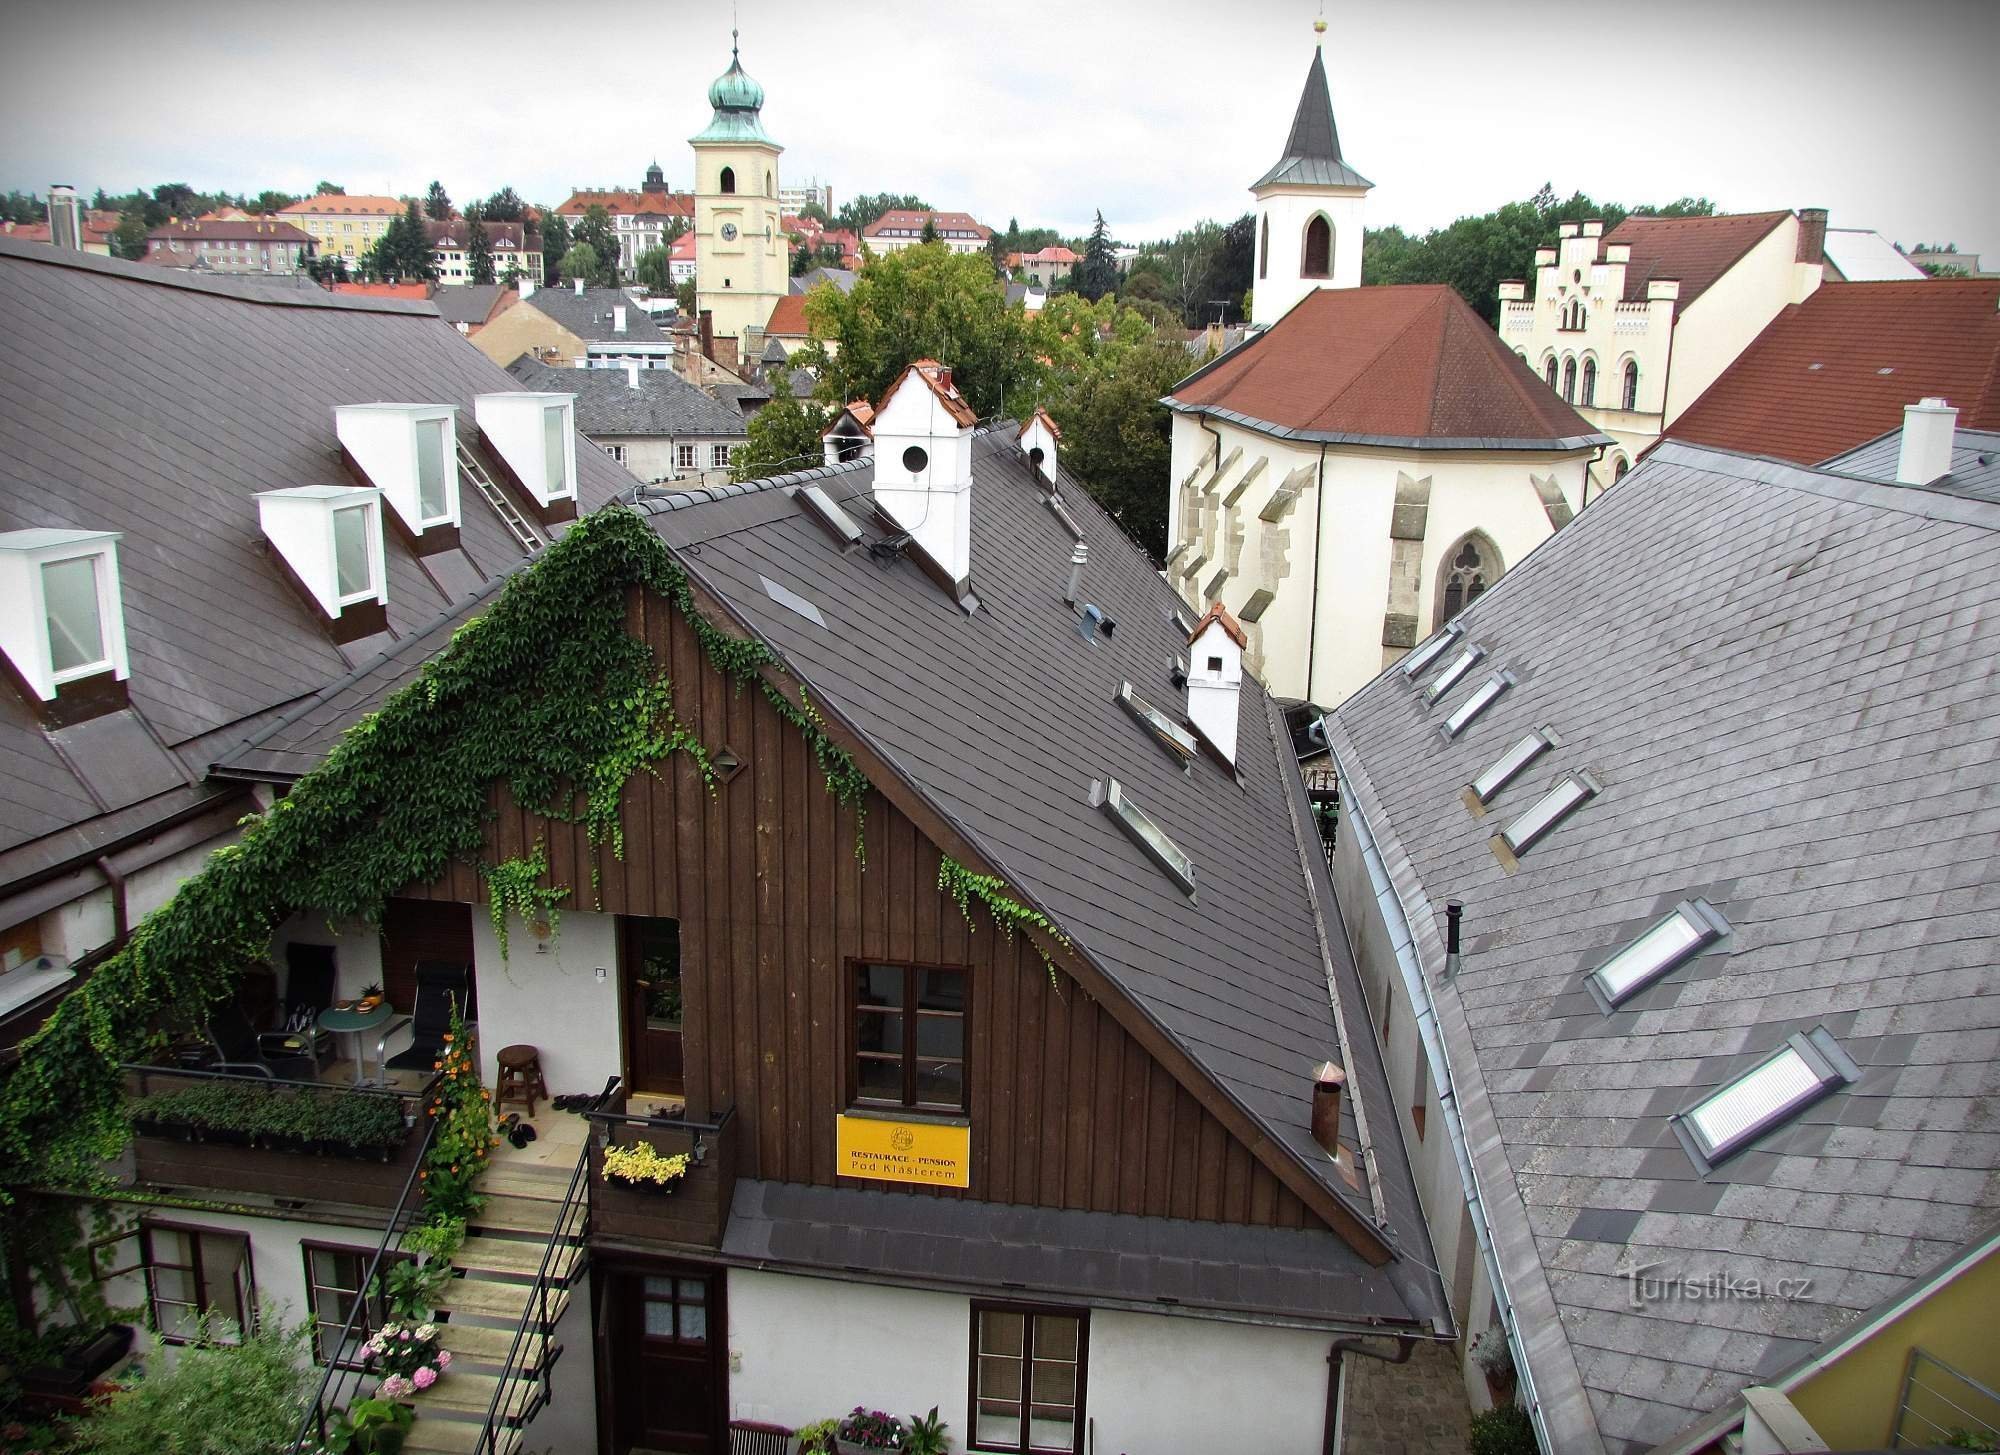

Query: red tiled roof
left=670, top=231, right=697, bottom=260
left=280, top=194, right=405, bottom=216
left=148, top=218, right=314, bottom=243
left=1022, top=245, right=1079, bottom=264
left=1019, top=406, right=1062, bottom=441
left=1171, top=285, right=1599, bottom=444
left=556, top=190, right=693, bottom=218
left=822, top=399, right=875, bottom=438
left=1664, top=279, right=2000, bottom=465
left=1605, top=211, right=1790, bottom=315
left=764, top=293, right=811, bottom=337
left=877, top=358, right=979, bottom=428
left=862, top=210, right=991, bottom=239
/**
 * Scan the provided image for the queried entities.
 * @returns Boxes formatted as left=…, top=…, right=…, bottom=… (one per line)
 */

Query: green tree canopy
left=424, top=180, right=453, bottom=220
left=483, top=186, right=526, bottom=221
left=833, top=192, right=932, bottom=235
left=467, top=213, right=494, bottom=285
left=540, top=212, right=571, bottom=286
left=634, top=245, right=673, bottom=294
left=560, top=241, right=601, bottom=285
left=570, top=204, right=621, bottom=285
left=314, top=180, right=346, bottom=195
left=366, top=199, right=438, bottom=283
left=732, top=394, right=830, bottom=481
left=1075, top=211, right=1119, bottom=301
left=251, top=189, right=296, bottom=215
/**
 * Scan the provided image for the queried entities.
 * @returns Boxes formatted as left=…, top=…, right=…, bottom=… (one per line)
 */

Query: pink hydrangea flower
left=379, top=1374, right=410, bottom=1399
left=412, top=1366, right=437, bottom=1390
left=436, top=1349, right=452, bottom=1369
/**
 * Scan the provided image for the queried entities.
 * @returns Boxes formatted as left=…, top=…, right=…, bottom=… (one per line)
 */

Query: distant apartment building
left=669, top=230, right=697, bottom=285
left=556, top=164, right=694, bottom=279
left=424, top=219, right=542, bottom=285
left=143, top=218, right=315, bottom=274
left=861, top=209, right=992, bottom=255
left=279, top=194, right=404, bottom=262
left=1008, top=245, right=1078, bottom=287
left=778, top=177, right=832, bottom=216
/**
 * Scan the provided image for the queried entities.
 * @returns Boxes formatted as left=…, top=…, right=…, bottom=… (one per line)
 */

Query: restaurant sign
left=836, top=1113, right=970, bottom=1188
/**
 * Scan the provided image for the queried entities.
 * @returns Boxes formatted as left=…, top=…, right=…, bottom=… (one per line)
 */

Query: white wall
left=469, top=905, right=621, bottom=1094
left=1250, top=185, right=1367, bottom=324
left=1667, top=216, right=1816, bottom=423
left=1091, top=1308, right=1332, bottom=1455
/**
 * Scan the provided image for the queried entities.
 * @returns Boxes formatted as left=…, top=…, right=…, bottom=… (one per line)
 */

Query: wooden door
left=607, top=1265, right=724, bottom=1454
left=621, top=917, right=684, bottom=1095
left=379, top=899, right=475, bottom=1014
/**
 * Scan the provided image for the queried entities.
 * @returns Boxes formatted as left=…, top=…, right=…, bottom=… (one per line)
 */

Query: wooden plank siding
left=400, top=588, right=1319, bottom=1232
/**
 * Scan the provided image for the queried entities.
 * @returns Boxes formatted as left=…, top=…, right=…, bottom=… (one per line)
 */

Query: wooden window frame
left=638, top=1271, right=714, bottom=1349
left=301, top=1240, right=412, bottom=1367
left=967, top=1300, right=1089, bottom=1455
left=847, top=958, right=970, bottom=1115
left=139, top=1219, right=255, bottom=1346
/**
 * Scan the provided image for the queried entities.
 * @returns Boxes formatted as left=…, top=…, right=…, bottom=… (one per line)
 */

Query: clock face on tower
left=720, top=223, right=738, bottom=242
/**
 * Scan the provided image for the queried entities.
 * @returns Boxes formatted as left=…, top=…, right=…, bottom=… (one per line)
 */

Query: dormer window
left=256, top=486, right=387, bottom=641
left=473, top=393, right=579, bottom=524
left=332, top=504, right=374, bottom=602
left=333, top=404, right=460, bottom=547
left=0, top=530, right=130, bottom=707
left=543, top=405, right=569, bottom=497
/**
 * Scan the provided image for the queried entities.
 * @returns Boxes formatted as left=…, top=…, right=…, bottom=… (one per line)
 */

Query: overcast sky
left=1, top=0, right=1994, bottom=258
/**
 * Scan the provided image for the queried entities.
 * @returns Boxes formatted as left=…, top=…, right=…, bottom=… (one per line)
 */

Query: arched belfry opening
left=1302, top=215, right=1332, bottom=279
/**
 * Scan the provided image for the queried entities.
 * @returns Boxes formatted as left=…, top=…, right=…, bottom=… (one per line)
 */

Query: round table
left=317, top=1002, right=395, bottom=1087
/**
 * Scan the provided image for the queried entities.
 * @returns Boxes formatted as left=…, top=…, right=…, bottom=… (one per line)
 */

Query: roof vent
left=1090, top=777, right=1196, bottom=897
left=333, top=404, right=461, bottom=547
left=1310, top=1062, right=1345, bottom=1157
left=1063, top=541, right=1088, bottom=606
left=473, top=392, right=579, bottom=524
left=0, top=529, right=130, bottom=708
left=794, top=484, right=864, bottom=547
left=255, top=486, right=387, bottom=639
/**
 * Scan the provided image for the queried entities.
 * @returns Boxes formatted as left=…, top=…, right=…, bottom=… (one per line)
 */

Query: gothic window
left=1562, top=357, right=1577, bottom=403
left=1560, top=298, right=1588, bottom=331
left=1544, top=356, right=1558, bottom=390
left=1259, top=215, right=1269, bottom=280
left=1437, top=534, right=1499, bottom=626
left=1302, top=215, right=1332, bottom=279
left=1613, top=455, right=1631, bottom=482
left=1581, top=357, right=1596, bottom=407
left=1622, top=359, right=1639, bottom=411
left=720, top=167, right=735, bottom=195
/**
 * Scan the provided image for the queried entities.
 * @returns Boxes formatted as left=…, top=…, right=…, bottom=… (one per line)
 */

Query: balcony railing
left=586, top=1088, right=738, bottom=1248
left=122, top=1064, right=437, bottom=1211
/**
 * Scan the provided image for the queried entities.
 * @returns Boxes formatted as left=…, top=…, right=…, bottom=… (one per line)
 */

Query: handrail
left=585, top=1102, right=736, bottom=1134
left=287, top=1111, right=442, bottom=1454
left=123, top=1060, right=434, bottom=1105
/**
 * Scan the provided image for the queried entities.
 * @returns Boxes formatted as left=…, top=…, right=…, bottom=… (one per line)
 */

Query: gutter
left=1161, top=399, right=1612, bottom=455
left=1332, top=746, right=1555, bottom=1455
left=1306, top=443, right=1330, bottom=701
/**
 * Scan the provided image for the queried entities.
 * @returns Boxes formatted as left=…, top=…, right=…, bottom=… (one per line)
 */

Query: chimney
left=520, top=274, right=535, bottom=300
left=625, top=362, right=641, bottom=389
left=1063, top=540, right=1087, bottom=606
left=613, top=304, right=627, bottom=334
left=699, top=309, right=715, bottom=362
left=574, top=276, right=584, bottom=295
left=1310, top=1061, right=1346, bottom=1157
left=872, top=360, right=977, bottom=590
left=1185, top=603, right=1244, bottom=764
left=1796, top=207, right=1828, bottom=266
left=1897, top=398, right=1958, bottom=486
left=47, top=185, right=82, bottom=252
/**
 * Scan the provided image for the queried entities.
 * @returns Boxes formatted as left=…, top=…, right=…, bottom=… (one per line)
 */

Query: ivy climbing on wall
left=0, top=506, right=871, bottom=1199
left=938, top=857, right=1069, bottom=989
left=480, top=844, right=571, bottom=960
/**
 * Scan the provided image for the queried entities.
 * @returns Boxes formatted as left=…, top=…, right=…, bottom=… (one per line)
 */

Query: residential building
left=1164, top=39, right=1604, bottom=712
left=471, top=281, right=677, bottom=373
left=777, top=177, right=832, bottom=216
left=141, top=217, right=315, bottom=274
left=509, top=356, right=747, bottom=484
left=1664, top=276, right=2000, bottom=464
left=431, top=282, right=519, bottom=336
left=556, top=164, right=695, bottom=279
left=691, top=35, right=789, bottom=357
left=1905, top=245, right=1989, bottom=276
left=861, top=209, right=992, bottom=255
left=1498, top=208, right=1828, bottom=492
left=279, top=194, right=404, bottom=262
left=1003, top=281, right=1047, bottom=313
left=1323, top=414, right=2000, bottom=1454
left=1820, top=227, right=1926, bottom=281
left=669, top=228, right=697, bottom=285
left=760, top=292, right=812, bottom=356
left=424, top=218, right=542, bottom=286
left=1010, top=245, right=1077, bottom=287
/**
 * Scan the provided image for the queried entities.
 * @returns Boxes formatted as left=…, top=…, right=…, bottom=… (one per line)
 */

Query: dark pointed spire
left=1253, top=43, right=1372, bottom=192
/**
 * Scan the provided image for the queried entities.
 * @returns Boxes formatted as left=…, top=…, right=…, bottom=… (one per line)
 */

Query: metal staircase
left=456, top=440, right=544, bottom=556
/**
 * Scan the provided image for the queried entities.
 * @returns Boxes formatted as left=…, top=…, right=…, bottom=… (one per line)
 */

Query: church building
left=1164, top=33, right=1607, bottom=711
left=691, top=34, right=788, bottom=359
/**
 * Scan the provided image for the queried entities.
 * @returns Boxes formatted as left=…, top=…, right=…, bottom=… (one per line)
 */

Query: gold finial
left=1313, top=17, right=1327, bottom=32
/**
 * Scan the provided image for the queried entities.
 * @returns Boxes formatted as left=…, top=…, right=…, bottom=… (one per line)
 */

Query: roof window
left=256, top=485, right=386, bottom=624
left=1045, top=495, right=1083, bottom=540
left=1399, top=621, right=1462, bottom=680
left=1440, top=670, right=1515, bottom=739
left=1425, top=642, right=1486, bottom=703
left=1469, top=727, right=1559, bottom=805
left=1092, top=777, right=1196, bottom=897
left=1500, top=770, right=1599, bottom=855
left=794, top=484, right=863, bottom=547
left=1588, top=899, right=1729, bottom=1009
left=0, top=529, right=130, bottom=702
left=1117, top=682, right=1196, bottom=764
left=333, top=404, right=460, bottom=540
left=1675, top=1027, right=1856, bottom=1169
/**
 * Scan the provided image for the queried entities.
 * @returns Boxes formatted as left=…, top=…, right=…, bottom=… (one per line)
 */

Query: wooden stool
left=495, top=1044, right=548, bottom=1119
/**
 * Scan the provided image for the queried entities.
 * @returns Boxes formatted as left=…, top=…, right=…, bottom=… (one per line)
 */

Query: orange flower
left=442, top=1033, right=454, bottom=1043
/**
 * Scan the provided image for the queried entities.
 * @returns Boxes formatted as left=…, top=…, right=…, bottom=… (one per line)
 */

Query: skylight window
left=1425, top=643, right=1486, bottom=703
left=795, top=484, right=863, bottom=547
left=1588, top=899, right=1729, bottom=1008
left=1500, top=771, right=1599, bottom=855
left=1117, top=682, right=1196, bottom=763
left=1469, top=728, right=1559, bottom=805
left=1399, top=622, right=1462, bottom=680
left=1677, top=1028, right=1856, bottom=1168
left=1440, top=671, right=1515, bottom=739
left=1094, top=778, right=1196, bottom=897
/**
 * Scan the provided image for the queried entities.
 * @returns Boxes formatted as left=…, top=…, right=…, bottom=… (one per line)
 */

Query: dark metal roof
left=1252, top=46, right=1372, bottom=192
left=1328, top=439, right=2000, bottom=1451
left=508, top=357, right=746, bottom=439
left=523, top=285, right=670, bottom=344
left=0, top=236, right=628, bottom=888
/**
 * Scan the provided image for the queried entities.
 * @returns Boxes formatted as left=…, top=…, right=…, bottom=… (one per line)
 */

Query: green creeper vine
left=480, top=844, right=571, bottom=960
left=938, top=857, right=1069, bottom=990
left=0, top=506, right=871, bottom=1204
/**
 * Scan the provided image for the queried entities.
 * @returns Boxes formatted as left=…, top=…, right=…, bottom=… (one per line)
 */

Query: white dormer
left=333, top=403, right=461, bottom=537
left=872, top=360, right=976, bottom=590
left=474, top=392, right=578, bottom=514
left=256, top=486, right=387, bottom=620
left=1018, top=407, right=1061, bottom=484
left=0, top=529, right=130, bottom=700
left=1186, top=602, right=1245, bottom=765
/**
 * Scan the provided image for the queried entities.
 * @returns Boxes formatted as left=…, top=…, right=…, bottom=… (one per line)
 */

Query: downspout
left=1306, top=441, right=1329, bottom=701
left=1324, top=1335, right=1416, bottom=1455
left=1334, top=748, right=1554, bottom=1455
left=94, top=855, right=129, bottom=945
left=1580, top=442, right=1605, bottom=512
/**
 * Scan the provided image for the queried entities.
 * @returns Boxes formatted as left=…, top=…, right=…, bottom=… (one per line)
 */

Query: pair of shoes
left=552, top=1092, right=591, bottom=1112
left=503, top=1118, right=537, bottom=1149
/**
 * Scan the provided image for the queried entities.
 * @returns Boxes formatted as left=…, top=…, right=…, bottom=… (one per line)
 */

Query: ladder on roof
left=457, top=439, right=545, bottom=556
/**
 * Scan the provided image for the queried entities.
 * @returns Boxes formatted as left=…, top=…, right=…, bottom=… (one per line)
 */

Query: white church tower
left=692, top=30, right=786, bottom=357
left=1249, top=26, right=1371, bottom=326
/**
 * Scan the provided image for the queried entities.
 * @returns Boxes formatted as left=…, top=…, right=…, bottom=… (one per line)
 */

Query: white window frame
left=711, top=443, right=731, bottom=469
left=1674, top=1027, right=1856, bottom=1170
left=676, top=442, right=697, bottom=471
left=1586, top=899, right=1729, bottom=1009
left=1499, top=770, right=1599, bottom=856
left=331, top=503, right=378, bottom=605
left=1469, top=727, right=1559, bottom=805
left=0, top=530, right=129, bottom=700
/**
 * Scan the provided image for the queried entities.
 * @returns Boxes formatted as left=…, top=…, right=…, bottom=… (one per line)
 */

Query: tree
left=467, top=213, right=494, bottom=284
left=1075, top=210, right=1119, bottom=301
left=675, top=277, right=697, bottom=315
left=1209, top=213, right=1255, bottom=321
left=832, top=192, right=931, bottom=236
left=368, top=199, right=437, bottom=283
left=635, top=245, right=673, bottom=294
left=732, top=394, right=830, bottom=480
left=149, top=182, right=198, bottom=227
left=920, top=216, right=940, bottom=245
left=314, top=180, right=346, bottom=195
left=482, top=186, right=526, bottom=222
left=570, top=204, right=621, bottom=285
left=67, top=1311, right=316, bottom=1455
left=540, top=212, right=570, bottom=286
left=1156, top=220, right=1223, bottom=326
left=306, top=251, right=350, bottom=284
left=424, top=180, right=453, bottom=220
left=110, top=210, right=148, bottom=261
left=251, top=189, right=296, bottom=216
left=797, top=200, right=829, bottom=225
left=560, top=242, right=601, bottom=285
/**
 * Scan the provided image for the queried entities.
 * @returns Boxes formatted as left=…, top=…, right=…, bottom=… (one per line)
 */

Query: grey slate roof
left=1327, top=439, right=2000, bottom=1453
left=431, top=283, right=509, bottom=327
left=1253, top=45, right=1372, bottom=192
left=219, top=425, right=1449, bottom=1332
left=0, top=237, right=628, bottom=889
left=1820, top=425, right=2000, bottom=504
left=508, top=357, right=745, bottom=439
left=524, top=285, right=669, bottom=344
left=790, top=266, right=856, bottom=296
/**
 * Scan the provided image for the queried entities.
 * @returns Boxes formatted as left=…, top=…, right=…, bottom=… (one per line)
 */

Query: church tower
left=692, top=31, right=784, bottom=356
left=1249, top=26, right=1371, bottom=327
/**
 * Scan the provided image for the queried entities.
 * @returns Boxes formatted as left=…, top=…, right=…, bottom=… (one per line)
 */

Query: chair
left=380, top=960, right=469, bottom=1073
left=281, top=944, right=338, bottom=1064
left=728, top=1421, right=795, bottom=1455
left=208, top=1000, right=317, bottom=1081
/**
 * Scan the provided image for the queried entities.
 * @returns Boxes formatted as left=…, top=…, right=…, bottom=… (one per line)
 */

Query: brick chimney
left=699, top=309, right=715, bottom=363
left=1897, top=398, right=1958, bottom=487
left=1311, top=1061, right=1346, bottom=1156
left=1795, top=208, right=1828, bottom=265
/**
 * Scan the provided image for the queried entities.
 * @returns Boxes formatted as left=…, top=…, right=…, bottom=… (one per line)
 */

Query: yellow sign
left=837, top=1114, right=970, bottom=1188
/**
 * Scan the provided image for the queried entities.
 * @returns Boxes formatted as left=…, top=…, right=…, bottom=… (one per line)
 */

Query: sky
left=1, top=0, right=1994, bottom=259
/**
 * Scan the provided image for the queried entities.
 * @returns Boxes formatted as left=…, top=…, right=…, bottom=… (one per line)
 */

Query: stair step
left=436, top=1278, right=571, bottom=1325
left=401, top=1422, right=521, bottom=1455
left=479, top=1163, right=572, bottom=1199
left=469, top=1194, right=563, bottom=1236
left=456, top=1238, right=583, bottom=1284
left=408, top=1369, right=539, bottom=1422
left=436, top=1322, right=551, bottom=1371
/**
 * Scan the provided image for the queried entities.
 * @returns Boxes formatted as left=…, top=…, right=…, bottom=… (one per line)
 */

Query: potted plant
left=796, top=1419, right=840, bottom=1455
left=322, top=1396, right=414, bottom=1454
left=601, top=1141, right=691, bottom=1194
left=363, top=1320, right=450, bottom=1400
left=835, top=1407, right=907, bottom=1453
left=904, top=1406, right=950, bottom=1455
left=357, top=982, right=384, bottom=1012
left=1471, top=1324, right=1515, bottom=1400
